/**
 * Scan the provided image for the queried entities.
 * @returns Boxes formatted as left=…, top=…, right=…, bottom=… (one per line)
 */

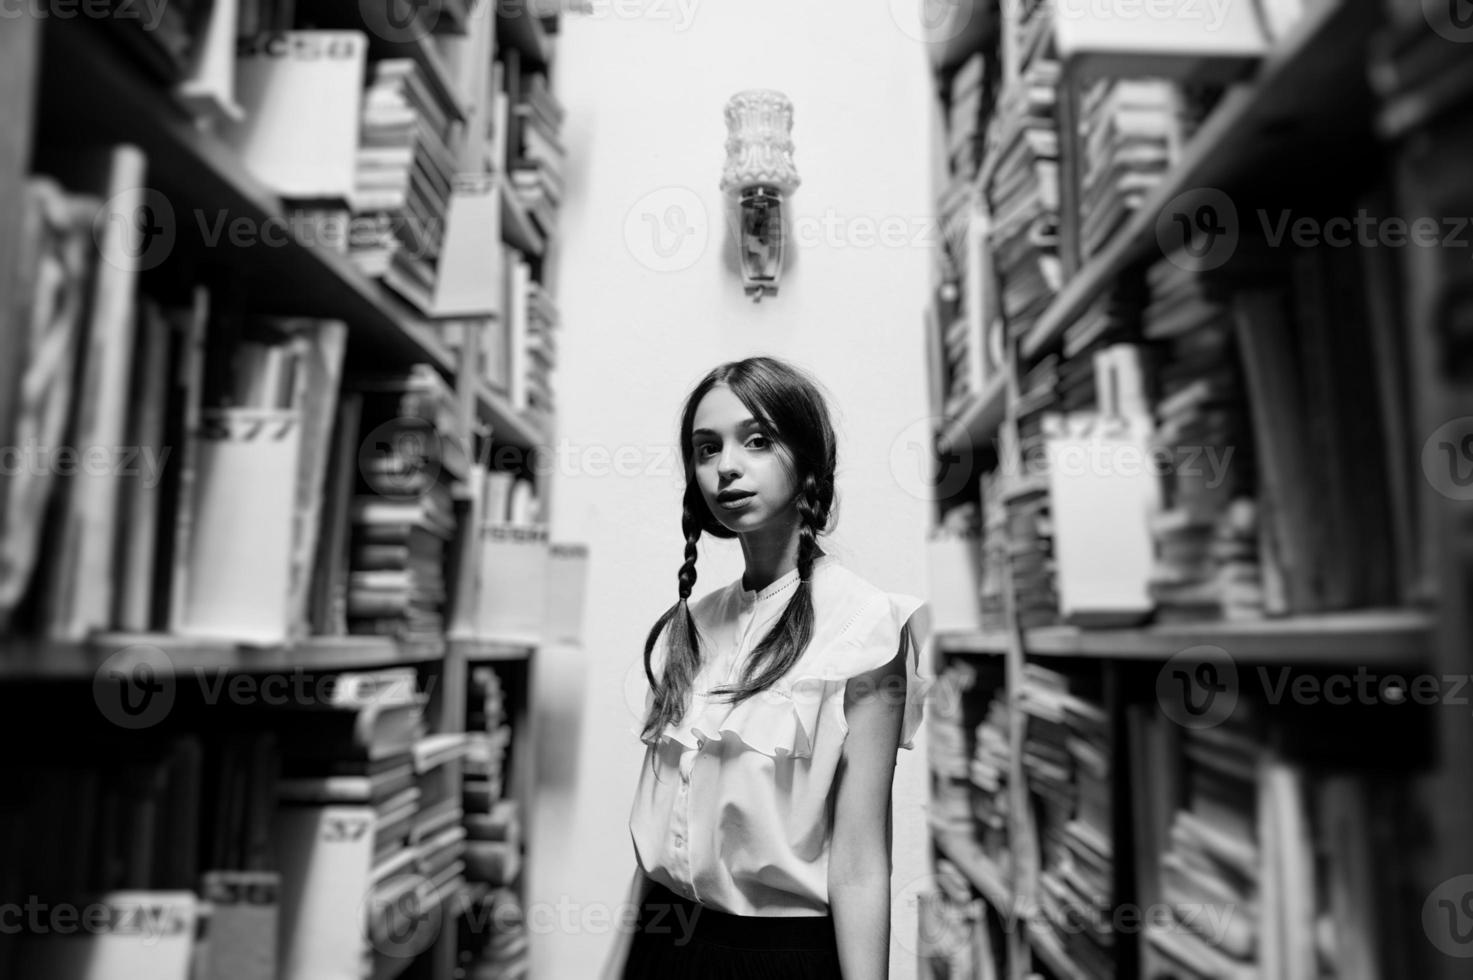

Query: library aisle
left=0, top=1, right=1469, bottom=979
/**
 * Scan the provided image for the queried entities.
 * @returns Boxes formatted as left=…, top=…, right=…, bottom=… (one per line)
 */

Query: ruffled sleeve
left=813, top=591, right=935, bottom=751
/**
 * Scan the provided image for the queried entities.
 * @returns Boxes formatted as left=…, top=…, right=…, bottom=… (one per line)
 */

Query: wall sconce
left=720, top=90, right=800, bottom=302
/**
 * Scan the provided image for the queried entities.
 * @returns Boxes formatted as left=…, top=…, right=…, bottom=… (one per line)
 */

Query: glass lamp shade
left=721, top=90, right=798, bottom=300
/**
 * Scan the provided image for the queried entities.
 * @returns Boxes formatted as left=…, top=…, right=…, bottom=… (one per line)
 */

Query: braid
left=677, top=496, right=701, bottom=601
left=795, top=473, right=824, bottom=582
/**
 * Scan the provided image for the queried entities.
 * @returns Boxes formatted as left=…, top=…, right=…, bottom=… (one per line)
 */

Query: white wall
left=534, top=4, right=938, bottom=976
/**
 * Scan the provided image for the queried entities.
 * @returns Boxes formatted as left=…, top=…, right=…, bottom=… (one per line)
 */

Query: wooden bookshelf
left=39, top=19, right=545, bottom=452
left=1017, top=0, right=1379, bottom=366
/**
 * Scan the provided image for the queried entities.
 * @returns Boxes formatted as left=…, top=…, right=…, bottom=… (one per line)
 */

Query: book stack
left=512, top=73, right=566, bottom=237
left=1143, top=257, right=1262, bottom=623
left=969, top=692, right=1012, bottom=869
left=985, top=54, right=1063, bottom=342
left=1077, top=78, right=1180, bottom=258
left=947, top=53, right=990, bottom=181
left=356, top=363, right=471, bottom=486
left=522, top=280, right=560, bottom=431
left=352, top=58, right=462, bottom=313
left=1021, top=666, right=1116, bottom=979
left=465, top=666, right=516, bottom=855
left=461, top=887, right=531, bottom=980
left=1005, top=477, right=1058, bottom=630
left=977, top=471, right=1010, bottom=632
left=1146, top=719, right=1262, bottom=980
left=928, top=660, right=978, bottom=838
left=346, top=489, right=453, bottom=643
left=409, top=733, right=471, bottom=926
left=271, top=669, right=433, bottom=980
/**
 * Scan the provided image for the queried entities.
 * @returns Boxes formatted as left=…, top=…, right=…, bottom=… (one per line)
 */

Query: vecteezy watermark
left=1423, top=0, right=1473, bottom=44
left=1157, top=645, right=1240, bottom=730
left=624, top=187, right=710, bottom=273
left=0, top=0, right=168, bottom=29
left=92, top=653, right=438, bottom=729
left=1056, top=0, right=1236, bottom=32
left=888, top=416, right=979, bottom=503
left=788, top=209, right=944, bottom=251
left=93, top=644, right=177, bottom=731
left=545, top=0, right=701, bottom=31
left=364, top=873, right=444, bottom=960
left=1256, top=209, right=1473, bottom=250
left=889, top=0, right=976, bottom=45
left=1425, top=874, right=1473, bottom=958
left=359, top=417, right=443, bottom=502
left=93, top=186, right=175, bottom=274
left=1156, top=187, right=1240, bottom=272
left=1423, top=417, right=1473, bottom=502
left=0, top=895, right=196, bottom=944
left=358, top=0, right=444, bottom=43
left=0, top=441, right=172, bottom=488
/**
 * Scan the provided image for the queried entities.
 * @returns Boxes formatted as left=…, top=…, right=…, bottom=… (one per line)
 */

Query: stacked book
left=465, top=666, right=516, bottom=857
left=1077, top=79, right=1180, bottom=259
left=523, top=280, right=560, bottom=430
left=985, top=54, right=1063, bottom=343
left=460, top=887, right=530, bottom=980
left=1143, top=257, right=1263, bottom=623
left=1147, top=720, right=1262, bottom=980
left=272, top=668, right=431, bottom=980
left=408, top=733, right=472, bottom=925
left=947, top=53, right=989, bottom=181
left=978, top=471, right=1011, bottom=632
left=1021, top=666, right=1116, bottom=980
left=928, top=660, right=979, bottom=840
left=1005, top=476, right=1058, bottom=630
left=356, top=363, right=471, bottom=486
left=969, top=692, right=1012, bottom=869
left=352, top=58, right=461, bottom=313
left=346, top=487, right=455, bottom=644
left=512, top=73, right=566, bottom=237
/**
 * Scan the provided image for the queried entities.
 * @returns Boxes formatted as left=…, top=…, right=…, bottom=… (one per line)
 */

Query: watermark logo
left=894, top=872, right=973, bottom=957
left=890, top=0, right=973, bottom=44
left=359, top=0, right=442, bottom=43
left=364, top=873, right=443, bottom=960
left=93, top=644, right=176, bottom=730
left=1157, top=645, right=1238, bottom=729
left=1422, top=417, right=1473, bottom=501
left=624, top=187, right=709, bottom=272
left=359, top=417, right=443, bottom=501
left=1424, top=875, right=1473, bottom=958
left=889, top=416, right=977, bottom=502
left=94, top=186, right=175, bottom=274
left=1424, top=0, right=1473, bottom=43
left=1156, top=188, right=1238, bottom=272
left=1056, top=0, right=1235, bottom=32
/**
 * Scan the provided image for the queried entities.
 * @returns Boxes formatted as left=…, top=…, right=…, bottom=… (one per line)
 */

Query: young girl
left=606, top=356, right=932, bottom=980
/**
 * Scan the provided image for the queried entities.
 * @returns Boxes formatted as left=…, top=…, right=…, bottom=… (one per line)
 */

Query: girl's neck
left=738, top=529, right=824, bottom=594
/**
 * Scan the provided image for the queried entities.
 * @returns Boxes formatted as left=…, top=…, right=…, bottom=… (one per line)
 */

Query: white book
left=433, top=176, right=504, bottom=316
left=274, top=806, right=377, bottom=980
left=16, top=891, right=200, bottom=980
left=176, top=407, right=301, bottom=643
left=223, top=32, right=367, bottom=200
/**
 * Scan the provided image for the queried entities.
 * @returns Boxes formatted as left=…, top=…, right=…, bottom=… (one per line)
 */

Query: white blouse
left=625, top=554, right=933, bottom=918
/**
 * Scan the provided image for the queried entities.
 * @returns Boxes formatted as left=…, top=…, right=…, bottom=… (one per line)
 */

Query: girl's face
left=690, top=385, right=800, bottom=535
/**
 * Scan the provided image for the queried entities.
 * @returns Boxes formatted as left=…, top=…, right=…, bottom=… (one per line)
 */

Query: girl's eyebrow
left=692, top=417, right=761, bottom=438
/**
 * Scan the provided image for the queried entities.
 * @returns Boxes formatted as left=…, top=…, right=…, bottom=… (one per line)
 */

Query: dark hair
left=639, top=357, right=839, bottom=758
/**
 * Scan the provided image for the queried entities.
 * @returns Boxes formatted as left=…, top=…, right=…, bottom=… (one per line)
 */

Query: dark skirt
left=620, top=880, right=843, bottom=980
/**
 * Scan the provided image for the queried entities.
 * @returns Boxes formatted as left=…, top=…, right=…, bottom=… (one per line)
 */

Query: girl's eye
left=747, top=436, right=770, bottom=450
left=696, top=444, right=717, bottom=459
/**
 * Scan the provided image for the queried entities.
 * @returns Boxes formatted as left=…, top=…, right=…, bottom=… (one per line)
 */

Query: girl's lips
left=718, top=494, right=755, bottom=510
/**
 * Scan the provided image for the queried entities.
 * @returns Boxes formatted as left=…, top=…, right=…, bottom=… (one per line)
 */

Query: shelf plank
left=931, top=828, right=1014, bottom=917
left=39, top=21, right=544, bottom=451
left=936, top=610, right=1433, bottom=664
left=1018, top=0, right=1379, bottom=365
left=1025, top=609, right=1432, bottom=664
left=450, top=636, right=536, bottom=662
left=0, top=633, right=446, bottom=679
left=937, top=372, right=1008, bottom=457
